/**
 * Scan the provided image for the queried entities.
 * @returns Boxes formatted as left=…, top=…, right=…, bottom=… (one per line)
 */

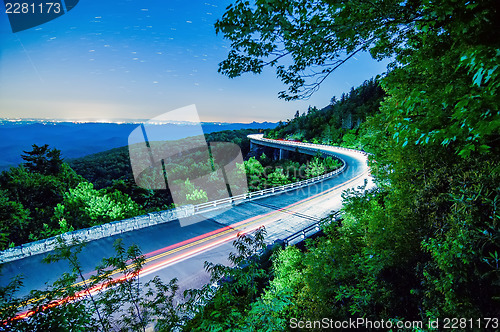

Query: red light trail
left=8, top=168, right=368, bottom=322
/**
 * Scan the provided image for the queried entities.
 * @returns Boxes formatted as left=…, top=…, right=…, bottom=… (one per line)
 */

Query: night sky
left=0, top=0, right=389, bottom=123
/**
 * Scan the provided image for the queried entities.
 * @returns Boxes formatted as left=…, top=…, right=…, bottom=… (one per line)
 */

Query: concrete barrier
left=0, top=205, right=195, bottom=264
left=192, top=135, right=358, bottom=214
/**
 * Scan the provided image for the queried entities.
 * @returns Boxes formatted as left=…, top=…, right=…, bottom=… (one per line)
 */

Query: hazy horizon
left=0, top=117, right=278, bottom=124
left=0, top=120, right=277, bottom=170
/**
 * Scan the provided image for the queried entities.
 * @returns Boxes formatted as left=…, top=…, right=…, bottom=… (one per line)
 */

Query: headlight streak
left=7, top=168, right=368, bottom=323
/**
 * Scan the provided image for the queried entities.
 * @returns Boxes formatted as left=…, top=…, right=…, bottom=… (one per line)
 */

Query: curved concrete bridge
left=0, top=134, right=373, bottom=301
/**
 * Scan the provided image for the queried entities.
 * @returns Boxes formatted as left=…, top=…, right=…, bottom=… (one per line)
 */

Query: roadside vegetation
left=190, top=0, right=499, bottom=329
left=0, top=145, right=143, bottom=250
left=0, top=228, right=276, bottom=331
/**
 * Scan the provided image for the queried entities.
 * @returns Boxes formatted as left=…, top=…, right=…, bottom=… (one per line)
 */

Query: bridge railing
left=193, top=135, right=369, bottom=214
left=193, top=159, right=346, bottom=213
left=248, top=134, right=369, bottom=156
left=282, top=211, right=340, bottom=246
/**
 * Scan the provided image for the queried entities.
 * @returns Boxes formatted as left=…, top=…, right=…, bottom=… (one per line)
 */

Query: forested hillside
left=267, top=78, right=385, bottom=147
left=68, top=128, right=260, bottom=190
left=0, top=145, right=143, bottom=250
left=1, top=129, right=262, bottom=249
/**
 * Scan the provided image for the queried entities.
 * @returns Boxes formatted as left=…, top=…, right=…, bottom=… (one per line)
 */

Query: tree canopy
left=21, top=144, right=63, bottom=176
left=216, top=0, right=499, bottom=100
left=267, top=78, right=385, bottom=145
left=208, top=0, right=500, bottom=328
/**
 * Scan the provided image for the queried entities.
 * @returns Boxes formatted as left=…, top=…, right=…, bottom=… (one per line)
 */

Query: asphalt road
left=0, top=138, right=372, bottom=306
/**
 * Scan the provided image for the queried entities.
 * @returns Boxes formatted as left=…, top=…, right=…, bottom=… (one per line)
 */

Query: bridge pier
left=250, top=139, right=291, bottom=161
left=269, top=148, right=290, bottom=160
left=279, top=148, right=289, bottom=160
left=273, top=148, right=279, bottom=160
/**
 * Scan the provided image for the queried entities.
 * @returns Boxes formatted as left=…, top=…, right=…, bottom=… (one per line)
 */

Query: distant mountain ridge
left=0, top=118, right=277, bottom=126
left=0, top=120, right=277, bottom=170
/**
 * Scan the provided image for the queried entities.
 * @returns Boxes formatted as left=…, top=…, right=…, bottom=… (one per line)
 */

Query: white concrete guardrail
left=191, top=134, right=372, bottom=214
left=0, top=206, right=195, bottom=264
left=282, top=211, right=341, bottom=247
left=0, top=135, right=367, bottom=264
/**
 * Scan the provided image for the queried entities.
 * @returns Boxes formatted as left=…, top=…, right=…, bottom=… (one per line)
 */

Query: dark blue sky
left=0, top=0, right=389, bottom=122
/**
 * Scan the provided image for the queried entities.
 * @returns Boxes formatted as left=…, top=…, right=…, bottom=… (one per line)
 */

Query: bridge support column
left=279, top=148, right=289, bottom=160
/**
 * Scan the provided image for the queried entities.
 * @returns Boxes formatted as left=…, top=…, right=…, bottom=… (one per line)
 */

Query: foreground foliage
left=0, top=238, right=180, bottom=332
left=0, top=230, right=275, bottom=332
left=207, top=0, right=500, bottom=328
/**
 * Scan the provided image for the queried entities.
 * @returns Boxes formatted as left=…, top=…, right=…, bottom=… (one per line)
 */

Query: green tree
left=0, top=190, right=30, bottom=250
left=54, top=182, right=142, bottom=229
left=0, top=238, right=181, bottom=331
left=266, top=168, right=291, bottom=187
left=0, top=160, right=84, bottom=245
left=266, top=78, right=384, bottom=145
left=216, top=0, right=429, bottom=100
left=241, top=246, right=303, bottom=330
left=341, top=130, right=358, bottom=149
left=322, top=156, right=341, bottom=172
left=21, top=144, right=63, bottom=176
left=183, top=179, right=209, bottom=205
left=304, top=157, right=325, bottom=179
left=241, top=157, right=265, bottom=191
left=183, top=227, right=271, bottom=331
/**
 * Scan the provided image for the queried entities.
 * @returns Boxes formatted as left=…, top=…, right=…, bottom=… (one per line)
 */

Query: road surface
left=0, top=136, right=372, bottom=304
